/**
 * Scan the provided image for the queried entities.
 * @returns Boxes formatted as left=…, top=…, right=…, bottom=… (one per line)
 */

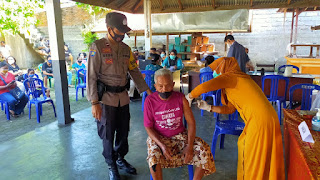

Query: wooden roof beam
left=159, top=0, right=164, bottom=11
left=288, top=0, right=291, bottom=5
left=131, top=0, right=144, bottom=13
left=105, top=0, right=115, bottom=5
left=117, top=0, right=130, bottom=8
left=178, top=0, right=183, bottom=10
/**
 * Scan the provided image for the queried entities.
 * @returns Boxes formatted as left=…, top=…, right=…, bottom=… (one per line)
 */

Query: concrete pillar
left=144, top=0, right=152, bottom=58
left=46, top=0, right=72, bottom=124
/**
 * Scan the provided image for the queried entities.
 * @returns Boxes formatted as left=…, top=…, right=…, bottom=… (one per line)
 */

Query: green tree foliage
left=0, top=0, right=44, bottom=35
left=76, top=2, right=112, bottom=52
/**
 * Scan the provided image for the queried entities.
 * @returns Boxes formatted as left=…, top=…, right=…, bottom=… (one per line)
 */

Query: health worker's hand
left=197, top=100, right=212, bottom=112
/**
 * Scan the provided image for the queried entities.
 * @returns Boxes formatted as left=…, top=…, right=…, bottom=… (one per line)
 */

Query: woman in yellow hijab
left=187, top=57, right=284, bottom=180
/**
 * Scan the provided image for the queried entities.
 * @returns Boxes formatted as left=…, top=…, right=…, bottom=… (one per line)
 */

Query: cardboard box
left=203, top=37, right=209, bottom=44
left=196, top=37, right=203, bottom=45
left=195, top=45, right=201, bottom=52
left=175, top=37, right=181, bottom=45
left=187, top=36, right=193, bottom=45
left=169, top=44, right=175, bottom=51
left=186, top=46, right=191, bottom=52
left=201, top=45, right=207, bottom=52
left=208, top=45, right=214, bottom=52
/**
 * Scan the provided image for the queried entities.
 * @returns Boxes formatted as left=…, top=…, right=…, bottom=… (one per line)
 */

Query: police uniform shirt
left=87, top=37, right=149, bottom=107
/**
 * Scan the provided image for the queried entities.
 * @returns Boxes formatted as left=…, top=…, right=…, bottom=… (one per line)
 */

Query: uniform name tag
left=105, top=58, right=113, bottom=64
left=102, top=47, right=112, bottom=53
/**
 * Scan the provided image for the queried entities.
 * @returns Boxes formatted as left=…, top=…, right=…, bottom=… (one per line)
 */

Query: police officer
left=87, top=12, right=152, bottom=180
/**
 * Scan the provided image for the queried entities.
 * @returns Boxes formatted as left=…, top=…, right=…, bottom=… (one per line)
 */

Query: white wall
left=124, top=9, right=320, bottom=67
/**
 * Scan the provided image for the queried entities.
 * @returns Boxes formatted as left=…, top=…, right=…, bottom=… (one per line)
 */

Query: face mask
left=78, top=60, right=82, bottom=64
left=48, top=60, right=52, bottom=64
left=29, top=74, right=35, bottom=78
left=213, top=70, right=221, bottom=78
left=158, top=91, right=172, bottom=99
left=110, top=28, right=124, bottom=42
left=8, top=59, right=14, bottom=65
left=160, top=54, right=165, bottom=58
left=170, top=55, right=176, bottom=60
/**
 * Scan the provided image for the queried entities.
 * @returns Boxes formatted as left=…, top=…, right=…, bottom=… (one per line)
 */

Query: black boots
left=108, top=163, right=121, bottom=180
left=116, top=158, right=137, bottom=175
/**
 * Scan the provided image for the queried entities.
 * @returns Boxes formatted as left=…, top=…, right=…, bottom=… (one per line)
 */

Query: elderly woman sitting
left=144, top=69, right=215, bottom=180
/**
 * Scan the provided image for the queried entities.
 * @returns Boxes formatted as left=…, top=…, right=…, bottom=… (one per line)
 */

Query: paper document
left=298, top=121, right=314, bottom=143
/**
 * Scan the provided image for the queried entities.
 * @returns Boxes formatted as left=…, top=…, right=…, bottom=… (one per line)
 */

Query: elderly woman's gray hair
left=154, top=69, right=173, bottom=83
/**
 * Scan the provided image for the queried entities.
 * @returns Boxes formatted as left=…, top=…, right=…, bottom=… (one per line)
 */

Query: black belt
left=104, top=84, right=127, bottom=93
left=97, top=80, right=127, bottom=101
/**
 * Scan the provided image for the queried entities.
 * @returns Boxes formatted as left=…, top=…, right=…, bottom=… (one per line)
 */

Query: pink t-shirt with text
left=144, top=91, right=185, bottom=138
left=0, top=72, right=15, bottom=94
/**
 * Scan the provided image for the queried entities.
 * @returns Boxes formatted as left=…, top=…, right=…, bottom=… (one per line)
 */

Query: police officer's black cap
left=106, top=12, right=131, bottom=33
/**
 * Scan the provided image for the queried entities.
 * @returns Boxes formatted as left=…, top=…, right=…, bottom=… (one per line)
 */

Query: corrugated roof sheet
left=72, top=0, right=320, bottom=14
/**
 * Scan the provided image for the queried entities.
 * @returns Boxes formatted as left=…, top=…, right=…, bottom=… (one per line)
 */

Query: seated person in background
left=145, top=54, right=163, bottom=92
left=6, top=56, right=23, bottom=80
left=150, top=47, right=157, bottom=55
left=160, top=50, right=166, bottom=63
left=6, top=56, right=25, bottom=91
left=26, top=68, right=50, bottom=98
left=72, top=56, right=86, bottom=82
left=78, top=52, right=87, bottom=65
left=200, top=55, right=215, bottom=73
left=144, top=69, right=216, bottom=180
left=0, top=61, right=28, bottom=117
left=42, top=55, right=54, bottom=88
left=64, top=43, right=73, bottom=65
left=134, top=49, right=145, bottom=60
left=162, top=49, right=183, bottom=72
left=65, top=60, right=73, bottom=87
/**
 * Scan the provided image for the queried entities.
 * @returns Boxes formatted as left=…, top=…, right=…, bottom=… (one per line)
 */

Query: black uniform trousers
left=97, top=103, right=130, bottom=165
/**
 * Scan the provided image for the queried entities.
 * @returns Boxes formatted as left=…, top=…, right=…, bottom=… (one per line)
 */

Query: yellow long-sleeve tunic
left=191, top=57, right=285, bottom=180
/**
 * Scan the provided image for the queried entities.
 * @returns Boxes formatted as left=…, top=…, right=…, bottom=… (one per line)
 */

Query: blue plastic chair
left=211, top=89, right=245, bottom=159
left=76, top=69, right=86, bottom=101
left=150, top=165, right=194, bottom=180
left=262, top=75, right=289, bottom=124
left=289, top=83, right=320, bottom=110
left=0, top=100, right=10, bottom=120
left=278, top=64, right=299, bottom=74
left=141, top=70, right=155, bottom=111
left=23, top=78, right=56, bottom=123
left=199, top=72, right=217, bottom=117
